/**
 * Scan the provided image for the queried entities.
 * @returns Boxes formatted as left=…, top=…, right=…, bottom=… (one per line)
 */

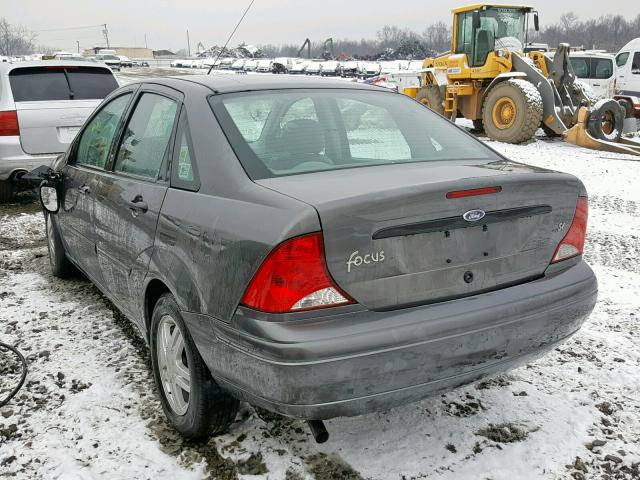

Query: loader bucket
left=563, top=107, right=640, bottom=157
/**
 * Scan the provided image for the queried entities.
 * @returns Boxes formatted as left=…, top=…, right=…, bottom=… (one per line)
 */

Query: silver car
left=0, top=61, right=118, bottom=201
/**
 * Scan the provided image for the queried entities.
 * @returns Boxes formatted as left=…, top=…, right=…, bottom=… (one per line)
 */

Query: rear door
left=57, top=91, right=134, bottom=280
left=93, top=85, right=180, bottom=320
left=9, top=65, right=118, bottom=154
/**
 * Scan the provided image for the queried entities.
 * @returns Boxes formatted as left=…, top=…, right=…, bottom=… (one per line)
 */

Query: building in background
left=152, top=49, right=177, bottom=59
left=83, top=47, right=154, bottom=59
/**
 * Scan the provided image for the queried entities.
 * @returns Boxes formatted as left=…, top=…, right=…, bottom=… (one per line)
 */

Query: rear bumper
left=0, top=137, right=58, bottom=181
left=186, top=259, right=597, bottom=419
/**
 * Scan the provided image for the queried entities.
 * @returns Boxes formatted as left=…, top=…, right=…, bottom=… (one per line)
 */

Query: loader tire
left=483, top=79, right=543, bottom=144
left=416, top=86, right=444, bottom=115
left=587, top=99, right=624, bottom=143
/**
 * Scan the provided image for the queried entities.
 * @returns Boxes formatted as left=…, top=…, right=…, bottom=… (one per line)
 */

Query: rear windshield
left=9, top=66, right=118, bottom=102
left=210, top=89, right=499, bottom=179
left=570, top=57, right=614, bottom=79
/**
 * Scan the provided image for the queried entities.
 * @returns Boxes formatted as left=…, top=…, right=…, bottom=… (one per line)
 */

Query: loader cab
left=452, top=5, right=536, bottom=68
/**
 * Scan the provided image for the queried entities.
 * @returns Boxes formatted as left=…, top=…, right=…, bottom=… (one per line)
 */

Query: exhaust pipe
left=306, top=420, right=329, bottom=443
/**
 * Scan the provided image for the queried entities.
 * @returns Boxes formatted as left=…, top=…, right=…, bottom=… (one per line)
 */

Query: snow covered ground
left=1, top=71, right=639, bottom=479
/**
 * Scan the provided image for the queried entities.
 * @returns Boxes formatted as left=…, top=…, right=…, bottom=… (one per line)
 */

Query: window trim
left=169, top=108, right=201, bottom=192
left=68, top=89, right=137, bottom=171
left=109, top=87, right=182, bottom=184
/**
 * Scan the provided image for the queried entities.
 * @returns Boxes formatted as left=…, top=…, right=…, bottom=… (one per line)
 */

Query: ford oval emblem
left=463, top=209, right=486, bottom=222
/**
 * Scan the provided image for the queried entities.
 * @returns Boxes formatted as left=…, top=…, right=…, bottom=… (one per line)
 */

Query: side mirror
left=40, top=183, right=59, bottom=214
left=21, top=165, right=62, bottom=213
left=534, top=12, right=540, bottom=31
left=472, top=11, right=482, bottom=30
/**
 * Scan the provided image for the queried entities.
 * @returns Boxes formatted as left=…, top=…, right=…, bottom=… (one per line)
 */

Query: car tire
left=482, top=79, right=543, bottom=144
left=0, top=180, right=16, bottom=203
left=150, top=293, right=239, bottom=440
left=45, top=213, right=76, bottom=278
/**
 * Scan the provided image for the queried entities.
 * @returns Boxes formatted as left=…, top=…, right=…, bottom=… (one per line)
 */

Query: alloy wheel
left=157, top=315, right=191, bottom=416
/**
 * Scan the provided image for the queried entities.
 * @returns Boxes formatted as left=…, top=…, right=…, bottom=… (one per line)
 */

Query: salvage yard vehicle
left=569, top=51, right=616, bottom=99
left=95, top=54, right=122, bottom=71
left=28, top=75, right=597, bottom=443
left=404, top=4, right=640, bottom=156
left=0, top=61, right=119, bottom=201
left=616, top=37, right=640, bottom=97
left=615, top=38, right=640, bottom=120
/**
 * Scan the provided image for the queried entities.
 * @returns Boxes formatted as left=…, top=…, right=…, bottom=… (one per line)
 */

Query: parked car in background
left=289, top=60, right=309, bottom=74
left=359, top=61, right=381, bottom=78
left=0, top=61, right=118, bottom=201
left=319, top=60, right=340, bottom=76
left=255, top=59, right=273, bottom=73
left=305, top=61, right=322, bottom=75
left=95, top=54, right=121, bottom=71
left=340, top=60, right=359, bottom=77
left=243, top=59, right=258, bottom=72
left=272, top=57, right=292, bottom=74
left=31, top=75, right=596, bottom=441
left=616, top=38, right=640, bottom=96
left=118, top=56, right=133, bottom=68
left=569, top=51, right=616, bottom=98
left=231, top=59, right=246, bottom=71
left=131, top=60, right=150, bottom=67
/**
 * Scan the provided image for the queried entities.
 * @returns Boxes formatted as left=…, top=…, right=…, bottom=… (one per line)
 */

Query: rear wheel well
left=145, top=279, right=171, bottom=337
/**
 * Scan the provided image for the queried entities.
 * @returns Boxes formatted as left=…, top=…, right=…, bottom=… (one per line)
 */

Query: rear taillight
left=551, top=196, right=588, bottom=263
left=0, top=111, right=19, bottom=136
left=240, top=232, right=354, bottom=313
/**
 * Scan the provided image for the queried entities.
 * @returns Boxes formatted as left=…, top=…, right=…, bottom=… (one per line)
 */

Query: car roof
left=0, top=60, right=112, bottom=73
left=157, top=74, right=384, bottom=94
left=569, top=51, right=614, bottom=59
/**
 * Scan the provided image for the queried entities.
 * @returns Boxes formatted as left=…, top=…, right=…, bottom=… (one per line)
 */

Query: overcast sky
left=3, top=0, right=639, bottom=52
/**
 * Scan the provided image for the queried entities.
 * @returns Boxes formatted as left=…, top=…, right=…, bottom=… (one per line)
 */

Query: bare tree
left=423, top=21, right=452, bottom=53
left=0, top=18, right=37, bottom=56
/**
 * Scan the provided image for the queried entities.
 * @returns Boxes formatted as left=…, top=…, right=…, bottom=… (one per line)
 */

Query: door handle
left=78, top=184, right=90, bottom=194
left=127, top=196, right=148, bottom=215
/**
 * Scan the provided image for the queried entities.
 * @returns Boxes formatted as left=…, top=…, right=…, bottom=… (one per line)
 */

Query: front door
left=57, top=92, right=134, bottom=280
left=93, top=87, right=180, bottom=321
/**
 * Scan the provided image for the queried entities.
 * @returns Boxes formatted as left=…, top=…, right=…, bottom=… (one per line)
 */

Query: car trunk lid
left=257, top=161, right=582, bottom=311
left=15, top=100, right=100, bottom=154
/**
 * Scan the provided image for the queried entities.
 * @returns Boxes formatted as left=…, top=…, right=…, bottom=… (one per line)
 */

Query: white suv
left=0, top=61, right=118, bottom=201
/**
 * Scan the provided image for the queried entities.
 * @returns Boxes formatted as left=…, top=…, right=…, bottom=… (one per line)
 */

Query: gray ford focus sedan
left=30, top=75, right=597, bottom=442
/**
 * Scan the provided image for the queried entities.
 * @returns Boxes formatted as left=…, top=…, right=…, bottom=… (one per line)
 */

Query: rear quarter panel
left=146, top=82, right=319, bottom=322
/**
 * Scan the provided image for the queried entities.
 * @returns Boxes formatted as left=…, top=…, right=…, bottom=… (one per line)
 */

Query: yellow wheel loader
left=403, top=4, right=640, bottom=156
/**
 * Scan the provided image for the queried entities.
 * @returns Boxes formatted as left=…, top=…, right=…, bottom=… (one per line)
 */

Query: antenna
left=208, top=0, right=256, bottom=75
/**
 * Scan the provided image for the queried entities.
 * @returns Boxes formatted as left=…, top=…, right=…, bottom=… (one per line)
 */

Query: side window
left=455, top=13, right=474, bottom=56
left=570, top=58, right=589, bottom=79
left=616, top=52, right=629, bottom=68
left=171, top=114, right=199, bottom=191
left=337, top=98, right=411, bottom=161
left=76, top=93, right=131, bottom=168
left=114, top=93, right=178, bottom=179
left=632, top=52, right=640, bottom=74
left=594, top=59, right=613, bottom=79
